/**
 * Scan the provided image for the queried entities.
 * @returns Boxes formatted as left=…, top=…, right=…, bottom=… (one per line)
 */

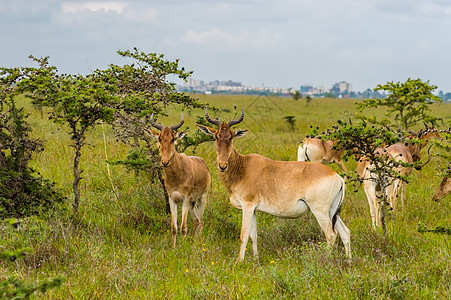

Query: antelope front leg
left=169, top=198, right=178, bottom=247
left=237, top=204, right=257, bottom=263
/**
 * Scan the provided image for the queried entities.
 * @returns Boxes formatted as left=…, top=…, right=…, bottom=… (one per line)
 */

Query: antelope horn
left=226, top=108, right=244, bottom=127
left=168, top=113, right=184, bottom=131
left=423, top=122, right=429, bottom=131
left=415, top=144, right=433, bottom=170
left=205, top=107, right=222, bottom=127
left=149, top=114, right=165, bottom=131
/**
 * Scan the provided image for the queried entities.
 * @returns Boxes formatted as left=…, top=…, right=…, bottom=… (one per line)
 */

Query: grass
left=1, top=94, right=451, bottom=299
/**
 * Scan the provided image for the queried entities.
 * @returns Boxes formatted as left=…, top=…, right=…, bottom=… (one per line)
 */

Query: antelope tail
left=330, top=178, right=345, bottom=233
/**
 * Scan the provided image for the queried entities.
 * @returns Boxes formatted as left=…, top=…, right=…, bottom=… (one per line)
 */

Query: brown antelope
left=433, top=176, right=451, bottom=201
left=197, top=108, right=351, bottom=262
left=357, top=126, right=438, bottom=227
left=145, top=114, right=211, bottom=247
left=385, top=126, right=439, bottom=209
left=298, top=138, right=347, bottom=173
left=357, top=148, right=408, bottom=228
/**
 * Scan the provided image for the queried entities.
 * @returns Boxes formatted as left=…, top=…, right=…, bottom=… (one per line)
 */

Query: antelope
left=357, top=147, right=409, bottom=228
left=384, top=126, right=439, bottom=209
left=357, top=126, right=438, bottom=227
left=432, top=176, right=451, bottom=201
left=145, top=114, right=211, bottom=247
left=197, top=108, right=351, bottom=262
left=298, top=138, right=347, bottom=173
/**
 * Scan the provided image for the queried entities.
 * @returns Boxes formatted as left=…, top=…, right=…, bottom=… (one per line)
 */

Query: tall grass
left=1, top=94, right=450, bottom=299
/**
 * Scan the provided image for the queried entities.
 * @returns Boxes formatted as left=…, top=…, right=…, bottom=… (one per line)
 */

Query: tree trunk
left=71, top=126, right=86, bottom=213
left=72, top=139, right=83, bottom=212
left=157, top=169, right=171, bottom=214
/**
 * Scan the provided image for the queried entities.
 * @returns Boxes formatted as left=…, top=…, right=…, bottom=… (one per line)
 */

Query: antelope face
left=144, top=114, right=185, bottom=167
left=197, top=107, right=247, bottom=172
left=157, top=128, right=177, bottom=167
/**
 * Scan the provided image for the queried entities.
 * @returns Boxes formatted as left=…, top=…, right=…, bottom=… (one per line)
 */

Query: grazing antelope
left=298, top=138, right=347, bottom=173
left=357, top=126, right=438, bottom=227
left=433, top=176, right=451, bottom=201
left=145, top=114, right=211, bottom=247
left=197, top=108, right=351, bottom=262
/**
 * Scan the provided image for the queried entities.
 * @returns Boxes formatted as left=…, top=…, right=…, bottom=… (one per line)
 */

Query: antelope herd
left=147, top=109, right=449, bottom=261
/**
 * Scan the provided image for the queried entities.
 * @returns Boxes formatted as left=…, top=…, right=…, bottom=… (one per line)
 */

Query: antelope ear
left=233, top=129, right=248, bottom=138
left=175, top=131, right=187, bottom=140
left=144, top=127, right=159, bottom=139
left=196, top=124, right=216, bottom=136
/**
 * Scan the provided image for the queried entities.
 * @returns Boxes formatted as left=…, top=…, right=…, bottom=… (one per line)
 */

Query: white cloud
left=418, top=3, right=451, bottom=17
left=61, top=1, right=127, bottom=14
left=181, top=28, right=282, bottom=51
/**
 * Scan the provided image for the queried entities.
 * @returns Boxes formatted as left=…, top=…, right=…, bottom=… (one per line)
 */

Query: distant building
left=300, top=85, right=313, bottom=95
left=186, top=78, right=204, bottom=87
left=331, top=81, right=352, bottom=94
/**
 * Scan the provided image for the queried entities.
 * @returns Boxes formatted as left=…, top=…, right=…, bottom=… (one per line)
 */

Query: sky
left=1, top=0, right=451, bottom=92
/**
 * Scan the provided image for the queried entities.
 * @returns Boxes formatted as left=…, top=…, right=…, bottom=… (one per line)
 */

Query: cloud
left=61, top=1, right=127, bottom=14
left=54, top=1, right=158, bottom=26
left=181, top=28, right=282, bottom=51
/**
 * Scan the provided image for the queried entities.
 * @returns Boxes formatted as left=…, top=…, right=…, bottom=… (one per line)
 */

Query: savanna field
left=1, top=94, right=451, bottom=299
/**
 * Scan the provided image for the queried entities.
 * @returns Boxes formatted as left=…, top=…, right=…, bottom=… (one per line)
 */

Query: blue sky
left=1, top=0, right=451, bottom=92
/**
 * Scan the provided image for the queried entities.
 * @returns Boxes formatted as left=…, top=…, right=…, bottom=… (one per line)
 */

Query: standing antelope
left=298, top=138, right=347, bottom=173
left=357, top=126, right=438, bottom=227
left=383, top=126, right=439, bottom=209
left=145, top=114, right=211, bottom=247
left=197, top=108, right=351, bottom=262
left=433, top=176, right=451, bottom=201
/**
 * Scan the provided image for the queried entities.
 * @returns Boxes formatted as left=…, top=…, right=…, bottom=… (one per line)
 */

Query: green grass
left=1, top=94, right=451, bottom=299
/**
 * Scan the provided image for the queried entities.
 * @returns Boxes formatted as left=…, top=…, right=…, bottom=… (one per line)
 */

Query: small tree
left=9, top=56, right=119, bottom=213
left=282, top=115, right=296, bottom=130
left=356, top=78, right=442, bottom=130
left=312, top=120, right=411, bottom=233
left=291, top=90, right=302, bottom=101
left=98, top=49, right=204, bottom=213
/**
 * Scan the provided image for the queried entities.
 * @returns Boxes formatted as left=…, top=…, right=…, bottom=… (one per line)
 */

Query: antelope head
left=197, top=107, right=247, bottom=172
left=144, top=114, right=186, bottom=167
left=417, top=124, right=440, bottom=145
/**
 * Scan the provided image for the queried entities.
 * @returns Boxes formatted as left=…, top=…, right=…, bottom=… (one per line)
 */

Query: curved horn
left=423, top=122, right=429, bottom=131
left=205, top=107, right=222, bottom=127
left=226, top=108, right=244, bottom=127
left=415, top=144, right=433, bottom=170
left=150, top=114, right=165, bottom=131
left=169, top=113, right=184, bottom=131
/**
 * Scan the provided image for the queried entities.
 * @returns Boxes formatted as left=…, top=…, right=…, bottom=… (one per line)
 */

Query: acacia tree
left=3, top=49, right=202, bottom=213
left=6, top=56, right=119, bottom=212
left=356, top=78, right=442, bottom=130
left=97, top=49, right=203, bottom=213
left=312, top=120, right=421, bottom=233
